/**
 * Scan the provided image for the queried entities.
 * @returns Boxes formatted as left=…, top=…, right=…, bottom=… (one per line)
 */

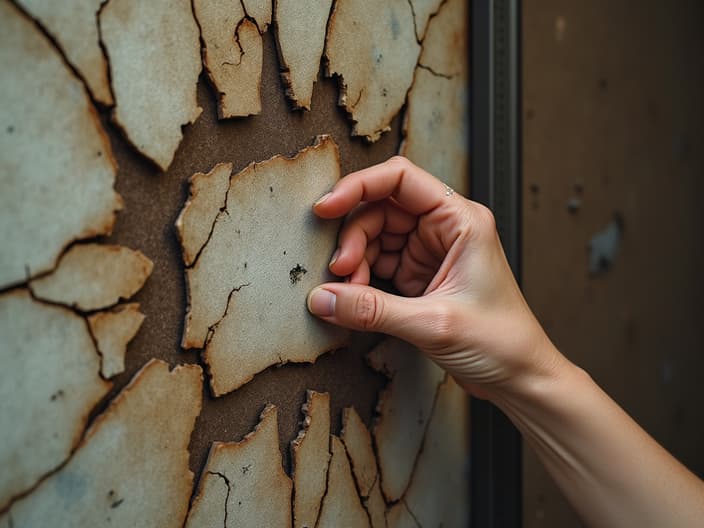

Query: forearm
left=491, top=343, right=704, bottom=527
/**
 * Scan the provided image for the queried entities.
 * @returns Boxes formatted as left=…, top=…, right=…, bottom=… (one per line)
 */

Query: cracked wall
left=0, top=0, right=470, bottom=526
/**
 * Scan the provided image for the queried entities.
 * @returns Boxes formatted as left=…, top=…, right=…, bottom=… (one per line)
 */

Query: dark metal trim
left=469, top=0, right=523, bottom=526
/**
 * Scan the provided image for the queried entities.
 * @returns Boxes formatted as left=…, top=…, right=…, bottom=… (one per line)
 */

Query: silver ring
left=444, top=184, right=455, bottom=197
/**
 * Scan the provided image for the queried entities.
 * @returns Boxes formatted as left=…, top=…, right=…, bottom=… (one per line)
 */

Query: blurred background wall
left=522, top=1, right=704, bottom=525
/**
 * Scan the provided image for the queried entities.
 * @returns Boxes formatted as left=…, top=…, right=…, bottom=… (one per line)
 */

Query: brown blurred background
left=522, top=0, right=704, bottom=525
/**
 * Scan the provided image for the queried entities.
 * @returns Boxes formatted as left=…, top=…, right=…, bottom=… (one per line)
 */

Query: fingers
left=313, top=156, right=447, bottom=219
left=329, top=201, right=416, bottom=277
left=306, top=282, right=433, bottom=345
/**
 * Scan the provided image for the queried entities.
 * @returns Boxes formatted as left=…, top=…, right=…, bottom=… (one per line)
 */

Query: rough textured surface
left=317, top=436, right=370, bottom=528
left=193, top=0, right=266, bottom=119
left=100, top=0, right=202, bottom=170
left=30, top=244, right=153, bottom=312
left=0, top=360, right=202, bottom=527
left=185, top=405, right=292, bottom=528
left=403, top=377, right=469, bottom=527
left=88, top=303, right=146, bottom=378
left=182, top=135, right=348, bottom=396
left=0, top=289, right=110, bottom=512
left=0, top=1, right=121, bottom=289
left=0, top=8, right=426, bottom=523
left=368, top=338, right=445, bottom=502
left=275, top=0, right=333, bottom=110
left=15, top=0, right=113, bottom=105
left=341, top=407, right=386, bottom=528
left=88, top=29, right=397, bottom=482
left=409, top=0, right=445, bottom=40
left=325, top=0, right=421, bottom=141
left=176, top=162, right=233, bottom=267
left=400, top=0, right=469, bottom=195
left=291, top=391, right=331, bottom=528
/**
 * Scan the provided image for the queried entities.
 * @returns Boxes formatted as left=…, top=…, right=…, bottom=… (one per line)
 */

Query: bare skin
left=307, top=156, right=704, bottom=527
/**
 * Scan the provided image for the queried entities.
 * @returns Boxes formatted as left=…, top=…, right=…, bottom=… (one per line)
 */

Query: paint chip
left=368, top=337, right=445, bottom=502
left=275, top=0, right=333, bottom=110
left=0, top=360, right=203, bottom=527
left=400, top=0, right=469, bottom=195
left=185, top=405, right=292, bottom=528
left=30, top=244, right=153, bottom=312
left=403, top=377, right=469, bottom=527
left=100, top=0, right=202, bottom=170
left=176, top=162, right=234, bottom=268
left=325, top=0, right=421, bottom=141
left=88, top=303, right=146, bottom=378
left=16, top=0, right=114, bottom=105
left=291, top=391, right=331, bottom=528
left=0, top=1, right=122, bottom=289
left=0, top=289, right=111, bottom=511
left=341, top=408, right=386, bottom=528
left=317, top=436, right=370, bottom=528
left=180, top=136, right=347, bottom=396
left=193, top=0, right=267, bottom=119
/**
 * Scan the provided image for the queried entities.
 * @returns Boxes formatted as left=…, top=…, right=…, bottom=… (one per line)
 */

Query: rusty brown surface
left=98, top=31, right=394, bottom=476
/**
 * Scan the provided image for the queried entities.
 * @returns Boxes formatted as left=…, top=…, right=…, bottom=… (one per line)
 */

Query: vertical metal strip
left=470, top=0, right=522, bottom=526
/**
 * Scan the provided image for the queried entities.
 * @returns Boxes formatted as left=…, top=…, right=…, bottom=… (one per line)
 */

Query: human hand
left=307, top=157, right=564, bottom=400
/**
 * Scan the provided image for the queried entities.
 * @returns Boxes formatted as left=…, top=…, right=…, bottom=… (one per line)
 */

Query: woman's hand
left=307, top=156, right=562, bottom=401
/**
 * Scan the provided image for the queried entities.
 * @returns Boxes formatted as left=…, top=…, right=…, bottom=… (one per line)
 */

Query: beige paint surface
left=1, top=360, right=203, bottom=527
left=182, top=136, right=348, bottom=396
left=0, top=1, right=472, bottom=523
left=0, top=1, right=121, bottom=289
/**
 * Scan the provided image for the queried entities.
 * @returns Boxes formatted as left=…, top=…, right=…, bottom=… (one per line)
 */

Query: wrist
left=487, top=332, right=579, bottom=408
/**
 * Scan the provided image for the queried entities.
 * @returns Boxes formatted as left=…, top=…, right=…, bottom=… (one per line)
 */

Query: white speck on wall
left=588, top=216, right=624, bottom=275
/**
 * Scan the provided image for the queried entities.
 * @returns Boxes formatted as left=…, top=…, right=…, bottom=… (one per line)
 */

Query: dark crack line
left=406, top=0, right=421, bottom=43
left=203, top=282, right=252, bottom=347
left=413, top=0, right=450, bottom=44
left=396, top=373, right=447, bottom=503
left=228, top=16, right=249, bottom=67
left=341, top=436, right=374, bottom=527
left=208, top=471, right=232, bottom=528
left=184, top=174, right=232, bottom=270
left=9, top=0, right=112, bottom=108
left=83, top=316, right=111, bottom=382
left=403, top=498, right=423, bottom=528
left=238, top=0, right=266, bottom=34
left=417, top=63, right=456, bottom=80
left=313, top=436, right=333, bottom=528
left=321, top=0, right=338, bottom=78
left=349, top=88, right=364, bottom=112
left=96, top=0, right=116, bottom=105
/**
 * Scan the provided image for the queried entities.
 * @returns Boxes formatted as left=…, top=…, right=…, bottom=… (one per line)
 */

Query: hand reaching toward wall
left=307, top=156, right=704, bottom=528
left=307, top=155, right=556, bottom=399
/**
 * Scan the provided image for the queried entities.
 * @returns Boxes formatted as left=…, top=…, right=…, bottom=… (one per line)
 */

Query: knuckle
left=386, top=155, right=413, bottom=172
left=353, top=289, right=383, bottom=330
left=471, top=202, right=497, bottom=233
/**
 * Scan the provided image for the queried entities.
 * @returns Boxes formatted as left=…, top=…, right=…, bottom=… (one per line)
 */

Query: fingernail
left=329, top=248, right=340, bottom=268
left=314, top=192, right=332, bottom=206
left=308, top=288, right=336, bottom=317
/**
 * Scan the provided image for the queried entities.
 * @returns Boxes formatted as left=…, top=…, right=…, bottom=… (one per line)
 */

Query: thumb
left=307, top=282, right=432, bottom=344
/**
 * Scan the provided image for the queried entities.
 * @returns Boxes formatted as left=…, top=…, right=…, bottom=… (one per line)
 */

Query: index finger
left=313, top=156, right=449, bottom=219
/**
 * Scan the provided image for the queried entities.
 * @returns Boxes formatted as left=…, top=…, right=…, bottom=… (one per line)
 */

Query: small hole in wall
left=289, top=264, right=307, bottom=284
